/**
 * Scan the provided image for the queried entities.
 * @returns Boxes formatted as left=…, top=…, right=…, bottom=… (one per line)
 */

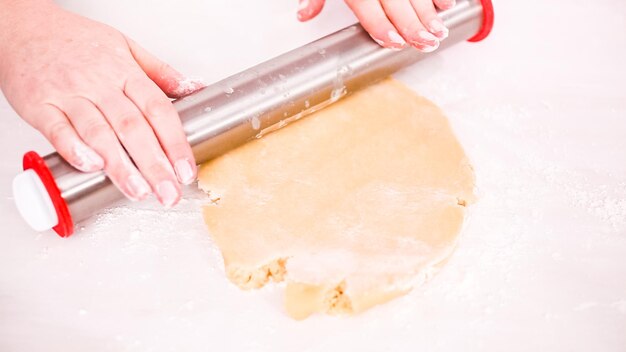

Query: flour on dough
left=199, top=79, right=475, bottom=319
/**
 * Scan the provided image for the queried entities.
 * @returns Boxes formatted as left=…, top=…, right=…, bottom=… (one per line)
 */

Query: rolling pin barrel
left=12, top=0, right=494, bottom=237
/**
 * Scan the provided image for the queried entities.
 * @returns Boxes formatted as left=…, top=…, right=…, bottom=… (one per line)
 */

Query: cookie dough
left=199, top=79, right=475, bottom=319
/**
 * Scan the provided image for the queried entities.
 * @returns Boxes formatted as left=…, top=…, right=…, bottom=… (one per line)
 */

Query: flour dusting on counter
left=1, top=0, right=625, bottom=350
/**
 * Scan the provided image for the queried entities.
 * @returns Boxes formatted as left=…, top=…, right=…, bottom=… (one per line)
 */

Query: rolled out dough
left=199, top=79, right=475, bottom=319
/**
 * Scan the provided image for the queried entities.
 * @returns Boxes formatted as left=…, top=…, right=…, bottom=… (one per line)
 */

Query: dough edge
left=199, top=78, right=476, bottom=319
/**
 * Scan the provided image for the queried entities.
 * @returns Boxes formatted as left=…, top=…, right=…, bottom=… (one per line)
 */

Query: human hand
left=297, top=0, right=455, bottom=52
left=0, top=1, right=204, bottom=207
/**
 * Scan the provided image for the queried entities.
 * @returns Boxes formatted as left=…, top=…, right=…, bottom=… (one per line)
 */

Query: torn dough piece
left=199, top=79, right=475, bottom=319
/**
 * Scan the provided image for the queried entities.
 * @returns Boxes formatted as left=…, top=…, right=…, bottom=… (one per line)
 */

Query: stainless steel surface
left=44, top=0, right=484, bottom=227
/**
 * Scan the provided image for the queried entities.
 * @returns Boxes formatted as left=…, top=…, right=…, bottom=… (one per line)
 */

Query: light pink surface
left=1, top=1, right=625, bottom=351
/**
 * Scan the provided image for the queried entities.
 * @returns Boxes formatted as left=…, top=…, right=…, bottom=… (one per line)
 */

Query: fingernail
left=388, top=30, right=406, bottom=48
left=412, top=31, right=440, bottom=53
left=419, top=30, right=439, bottom=43
left=72, top=143, right=104, bottom=172
left=429, top=19, right=449, bottom=40
left=371, top=36, right=386, bottom=47
left=175, top=159, right=196, bottom=185
left=127, top=175, right=151, bottom=200
left=156, top=180, right=179, bottom=208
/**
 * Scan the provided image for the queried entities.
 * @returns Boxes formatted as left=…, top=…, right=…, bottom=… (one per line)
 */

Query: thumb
left=297, top=0, right=326, bottom=22
left=125, top=37, right=204, bottom=99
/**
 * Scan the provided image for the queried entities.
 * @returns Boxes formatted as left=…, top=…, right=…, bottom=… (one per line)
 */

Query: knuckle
left=167, top=142, right=192, bottom=159
left=161, top=136, right=191, bottom=153
left=46, top=121, right=72, bottom=146
left=103, top=152, right=131, bottom=179
left=116, top=112, right=143, bottom=135
left=145, top=161, right=172, bottom=180
left=404, top=20, right=425, bottom=35
left=145, top=97, right=174, bottom=118
left=82, top=121, right=112, bottom=142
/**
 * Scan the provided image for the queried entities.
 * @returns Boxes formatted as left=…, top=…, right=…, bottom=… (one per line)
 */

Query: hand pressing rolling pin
left=0, top=0, right=203, bottom=208
left=297, top=0, right=453, bottom=52
left=0, top=0, right=448, bottom=208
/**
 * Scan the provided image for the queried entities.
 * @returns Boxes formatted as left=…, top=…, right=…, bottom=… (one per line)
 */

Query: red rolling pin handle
left=468, top=0, right=494, bottom=42
left=23, top=151, right=73, bottom=237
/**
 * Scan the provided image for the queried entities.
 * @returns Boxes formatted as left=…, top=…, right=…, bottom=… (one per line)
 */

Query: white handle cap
left=12, top=169, right=59, bottom=232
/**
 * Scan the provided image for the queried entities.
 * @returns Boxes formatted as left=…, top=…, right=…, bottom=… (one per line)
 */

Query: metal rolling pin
left=12, top=0, right=494, bottom=237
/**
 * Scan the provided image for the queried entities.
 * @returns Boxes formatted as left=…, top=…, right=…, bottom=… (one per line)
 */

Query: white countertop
left=1, top=1, right=625, bottom=351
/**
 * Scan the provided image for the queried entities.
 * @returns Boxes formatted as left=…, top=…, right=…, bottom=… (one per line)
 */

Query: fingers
left=297, top=0, right=326, bottom=21
left=409, top=0, right=449, bottom=40
left=124, top=73, right=197, bottom=185
left=345, top=0, right=454, bottom=52
left=61, top=97, right=152, bottom=201
left=380, top=0, right=440, bottom=52
left=344, top=0, right=407, bottom=50
left=94, top=91, right=182, bottom=208
left=125, top=37, right=204, bottom=99
left=33, top=104, right=105, bottom=173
